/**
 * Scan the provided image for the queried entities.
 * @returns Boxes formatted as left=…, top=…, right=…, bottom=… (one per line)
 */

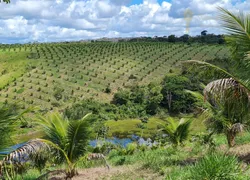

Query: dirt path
left=74, top=165, right=162, bottom=180
left=50, top=165, right=163, bottom=180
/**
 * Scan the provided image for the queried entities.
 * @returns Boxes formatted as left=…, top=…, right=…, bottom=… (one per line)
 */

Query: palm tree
left=1, top=112, right=91, bottom=179
left=162, top=117, right=192, bottom=146
left=185, top=8, right=250, bottom=147
left=187, top=90, right=245, bottom=147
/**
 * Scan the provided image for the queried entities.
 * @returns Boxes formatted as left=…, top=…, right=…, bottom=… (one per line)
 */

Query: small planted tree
left=162, top=118, right=192, bottom=146
left=1, top=113, right=91, bottom=179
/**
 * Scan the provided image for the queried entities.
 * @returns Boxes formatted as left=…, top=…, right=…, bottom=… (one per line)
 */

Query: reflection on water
left=0, top=135, right=158, bottom=155
left=90, top=135, right=158, bottom=148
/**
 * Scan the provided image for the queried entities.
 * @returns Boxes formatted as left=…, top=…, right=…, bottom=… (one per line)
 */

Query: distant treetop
left=0, top=0, right=10, bottom=3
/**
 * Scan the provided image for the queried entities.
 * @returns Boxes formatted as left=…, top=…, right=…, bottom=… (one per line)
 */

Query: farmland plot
left=0, top=42, right=230, bottom=111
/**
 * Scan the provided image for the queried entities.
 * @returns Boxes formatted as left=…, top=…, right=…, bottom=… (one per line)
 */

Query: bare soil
left=49, top=165, right=163, bottom=180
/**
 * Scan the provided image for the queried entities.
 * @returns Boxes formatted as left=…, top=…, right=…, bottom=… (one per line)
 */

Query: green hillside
left=0, top=42, right=230, bottom=111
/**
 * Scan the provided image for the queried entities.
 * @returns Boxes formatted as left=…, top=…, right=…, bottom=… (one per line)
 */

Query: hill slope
left=0, top=42, right=230, bottom=111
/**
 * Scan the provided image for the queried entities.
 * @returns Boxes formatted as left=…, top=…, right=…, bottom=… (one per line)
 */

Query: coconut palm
left=0, top=112, right=91, bottom=179
left=185, top=8, right=250, bottom=147
left=187, top=90, right=246, bottom=147
left=162, top=117, right=192, bottom=146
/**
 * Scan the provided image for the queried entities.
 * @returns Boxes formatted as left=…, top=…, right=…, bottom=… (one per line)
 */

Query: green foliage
left=0, top=103, right=31, bottom=150
left=15, top=169, right=41, bottom=180
left=184, top=8, right=250, bottom=147
left=161, top=75, right=197, bottom=114
left=113, top=90, right=131, bottom=105
left=0, top=0, right=10, bottom=4
left=0, top=113, right=92, bottom=179
left=65, top=83, right=163, bottom=121
left=219, top=7, right=250, bottom=63
left=64, top=99, right=118, bottom=121
left=36, top=112, right=91, bottom=162
left=189, top=153, right=244, bottom=180
left=0, top=42, right=230, bottom=111
left=105, top=118, right=165, bottom=138
left=53, top=87, right=64, bottom=101
left=162, top=118, right=192, bottom=146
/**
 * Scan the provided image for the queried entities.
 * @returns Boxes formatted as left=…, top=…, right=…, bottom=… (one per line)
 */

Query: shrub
left=126, top=143, right=137, bottom=155
left=104, top=86, right=111, bottom=94
left=189, top=153, right=244, bottom=180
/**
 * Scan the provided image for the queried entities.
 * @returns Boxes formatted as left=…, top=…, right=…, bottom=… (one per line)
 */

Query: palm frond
left=163, top=117, right=178, bottom=135
left=184, top=60, right=250, bottom=95
left=36, top=113, right=68, bottom=148
left=184, top=60, right=237, bottom=80
left=0, top=105, right=35, bottom=150
left=1, top=139, right=50, bottom=165
left=218, top=7, right=250, bottom=60
left=176, top=119, right=192, bottom=144
left=162, top=118, right=191, bottom=145
left=67, top=113, right=91, bottom=161
left=205, top=78, right=250, bottom=107
left=230, top=123, right=244, bottom=134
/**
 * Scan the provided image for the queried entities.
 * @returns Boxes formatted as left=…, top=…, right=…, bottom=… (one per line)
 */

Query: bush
left=125, top=143, right=138, bottom=155
left=104, top=86, right=111, bottom=94
left=189, top=153, right=243, bottom=180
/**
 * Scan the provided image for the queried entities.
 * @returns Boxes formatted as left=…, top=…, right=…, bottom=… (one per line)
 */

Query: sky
left=0, top=0, right=249, bottom=44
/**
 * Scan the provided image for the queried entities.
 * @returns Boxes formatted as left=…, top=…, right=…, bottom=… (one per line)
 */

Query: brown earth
left=49, top=165, right=163, bottom=180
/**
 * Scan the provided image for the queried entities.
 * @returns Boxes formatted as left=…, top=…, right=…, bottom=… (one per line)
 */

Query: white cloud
left=0, top=0, right=247, bottom=43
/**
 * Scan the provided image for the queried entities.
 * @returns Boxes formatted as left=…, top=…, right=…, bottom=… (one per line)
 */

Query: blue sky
left=0, top=0, right=248, bottom=43
left=130, top=0, right=170, bottom=5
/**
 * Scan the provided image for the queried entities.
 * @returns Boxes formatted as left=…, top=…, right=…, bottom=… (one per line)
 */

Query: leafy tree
left=161, top=118, right=192, bottom=146
left=145, top=83, right=163, bottom=115
left=180, top=34, right=190, bottom=43
left=185, top=8, right=250, bottom=147
left=113, top=90, right=131, bottom=105
left=161, top=75, right=196, bottom=114
left=201, top=30, right=207, bottom=36
left=168, top=35, right=176, bottom=43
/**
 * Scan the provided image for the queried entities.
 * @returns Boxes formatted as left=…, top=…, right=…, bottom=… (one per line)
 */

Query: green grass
left=15, top=169, right=41, bottom=180
left=106, top=117, right=166, bottom=138
left=0, top=51, right=35, bottom=89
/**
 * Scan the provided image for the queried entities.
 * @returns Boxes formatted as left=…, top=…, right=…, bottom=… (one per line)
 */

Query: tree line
left=123, top=32, right=225, bottom=44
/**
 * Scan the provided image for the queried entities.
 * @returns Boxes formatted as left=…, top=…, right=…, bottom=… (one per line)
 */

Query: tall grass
left=167, top=153, right=246, bottom=180
left=189, top=153, right=244, bottom=180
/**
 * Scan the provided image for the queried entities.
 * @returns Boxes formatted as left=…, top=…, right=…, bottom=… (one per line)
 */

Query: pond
left=0, top=135, right=158, bottom=155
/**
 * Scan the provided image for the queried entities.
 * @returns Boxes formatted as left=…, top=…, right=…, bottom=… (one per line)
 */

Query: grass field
left=105, top=115, right=206, bottom=138
left=106, top=117, right=167, bottom=138
left=0, top=42, right=230, bottom=111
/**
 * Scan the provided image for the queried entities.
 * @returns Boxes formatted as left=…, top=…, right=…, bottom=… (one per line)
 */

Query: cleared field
left=0, top=42, right=230, bottom=111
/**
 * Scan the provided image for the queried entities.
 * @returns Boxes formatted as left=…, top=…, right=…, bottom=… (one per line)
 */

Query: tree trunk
left=227, top=131, right=236, bottom=147
left=65, top=168, right=78, bottom=179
